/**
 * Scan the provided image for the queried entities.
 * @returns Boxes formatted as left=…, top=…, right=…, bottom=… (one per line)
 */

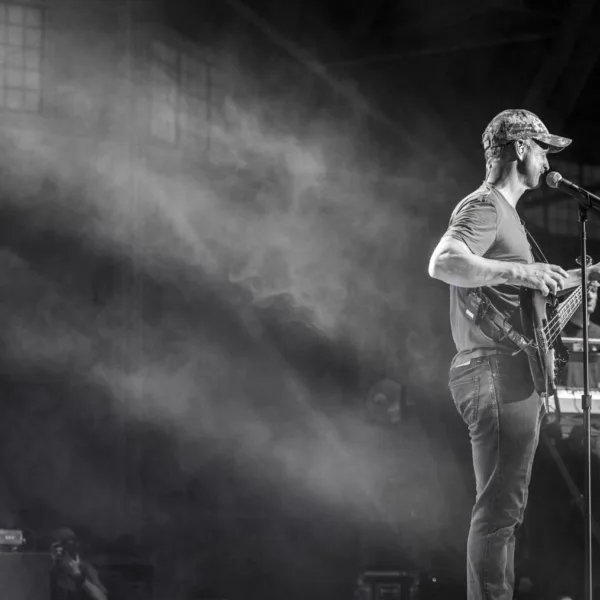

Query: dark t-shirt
left=445, top=183, right=534, bottom=367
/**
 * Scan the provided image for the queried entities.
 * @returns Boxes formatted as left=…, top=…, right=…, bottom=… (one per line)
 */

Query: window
left=521, top=203, right=545, bottom=231
left=0, top=3, right=43, bottom=112
left=150, top=41, right=178, bottom=144
left=547, top=199, right=575, bottom=236
left=149, top=40, right=212, bottom=146
left=209, top=64, right=232, bottom=124
left=538, top=159, right=600, bottom=239
left=583, top=164, right=600, bottom=185
left=551, top=159, right=580, bottom=182
left=179, top=53, right=209, bottom=147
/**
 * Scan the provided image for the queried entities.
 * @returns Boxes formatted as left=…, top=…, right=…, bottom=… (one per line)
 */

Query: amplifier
left=0, top=552, right=52, bottom=600
left=355, top=570, right=420, bottom=600
left=0, top=528, right=25, bottom=547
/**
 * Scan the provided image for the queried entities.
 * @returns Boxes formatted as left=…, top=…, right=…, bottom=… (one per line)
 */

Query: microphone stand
left=578, top=202, right=593, bottom=600
left=546, top=172, right=600, bottom=599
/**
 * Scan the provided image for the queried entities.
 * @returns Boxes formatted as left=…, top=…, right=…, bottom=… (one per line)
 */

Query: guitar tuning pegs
left=575, top=255, right=593, bottom=267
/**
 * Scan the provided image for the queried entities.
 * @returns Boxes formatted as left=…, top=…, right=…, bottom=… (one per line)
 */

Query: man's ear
left=514, top=140, right=527, bottom=161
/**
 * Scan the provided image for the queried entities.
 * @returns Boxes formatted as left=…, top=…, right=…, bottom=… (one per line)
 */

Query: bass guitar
left=519, top=283, right=589, bottom=395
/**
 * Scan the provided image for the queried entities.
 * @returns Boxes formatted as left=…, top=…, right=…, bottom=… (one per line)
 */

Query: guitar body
left=519, top=288, right=569, bottom=395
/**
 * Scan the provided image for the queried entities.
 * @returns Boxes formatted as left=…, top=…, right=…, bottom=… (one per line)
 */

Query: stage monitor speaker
left=0, top=552, right=52, bottom=600
left=356, top=570, right=420, bottom=600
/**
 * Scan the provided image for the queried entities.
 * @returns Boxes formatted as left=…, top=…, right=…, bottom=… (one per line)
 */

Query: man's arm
left=81, top=562, right=108, bottom=600
left=428, top=236, right=569, bottom=295
left=81, top=579, right=108, bottom=600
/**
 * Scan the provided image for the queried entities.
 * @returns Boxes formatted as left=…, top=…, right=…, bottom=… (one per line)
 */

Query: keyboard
left=549, top=388, right=600, bottom=415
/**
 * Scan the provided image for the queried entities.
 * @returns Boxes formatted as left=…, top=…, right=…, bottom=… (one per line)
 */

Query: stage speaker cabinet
left=355, top=570, right=420, bottom=600
left=0, top=551, right=52, bottom=600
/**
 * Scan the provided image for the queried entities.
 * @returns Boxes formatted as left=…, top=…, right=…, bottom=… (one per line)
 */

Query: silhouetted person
left=50, top=528, right=107, bottom=600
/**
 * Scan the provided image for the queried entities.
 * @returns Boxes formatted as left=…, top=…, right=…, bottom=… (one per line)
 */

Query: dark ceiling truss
left=228, top=0, right=600, bottom=171
left=322, top=0, right=569, bottom=171
left=525, top=0, right=600, bottom=126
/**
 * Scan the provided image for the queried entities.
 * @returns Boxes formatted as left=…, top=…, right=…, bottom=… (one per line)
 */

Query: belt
left=453, top=352, right=529, bottom=370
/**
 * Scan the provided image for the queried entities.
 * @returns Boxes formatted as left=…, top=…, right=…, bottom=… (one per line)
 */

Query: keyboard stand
left=540, top=428, right=600, bottom=545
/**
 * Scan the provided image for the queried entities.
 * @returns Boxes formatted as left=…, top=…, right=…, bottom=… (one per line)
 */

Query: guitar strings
left=547, top=287, right=582, bottom=335
left=543, top=286, right=584, bottom=346
left=547, top=289, right=581, bottom=343
left=534, top=289, right=580, bottom=347
left=544, top=290, right=581, bottom=345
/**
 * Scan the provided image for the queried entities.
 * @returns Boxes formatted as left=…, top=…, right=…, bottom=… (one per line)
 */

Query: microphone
left=546, top=171, right=600, bottom=206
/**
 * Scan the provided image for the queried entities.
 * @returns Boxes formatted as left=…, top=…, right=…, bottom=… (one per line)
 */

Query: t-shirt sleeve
left=445, top=199, right=497, bottom=257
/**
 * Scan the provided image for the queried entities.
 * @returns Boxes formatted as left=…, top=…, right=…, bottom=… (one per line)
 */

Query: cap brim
left=535, top=133, right=572, bottom=153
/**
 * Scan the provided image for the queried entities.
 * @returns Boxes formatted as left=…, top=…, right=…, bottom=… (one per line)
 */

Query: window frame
left=0, top=0, right=45, bottom=113
left=148, top=39, right=213, bottom=148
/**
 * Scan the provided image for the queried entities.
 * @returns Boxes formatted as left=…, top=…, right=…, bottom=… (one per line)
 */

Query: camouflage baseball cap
left=482, top=109, right=572, bottom=153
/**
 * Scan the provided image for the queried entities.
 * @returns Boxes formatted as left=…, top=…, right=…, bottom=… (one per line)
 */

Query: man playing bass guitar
left=428, top=109, right=600, bottom=600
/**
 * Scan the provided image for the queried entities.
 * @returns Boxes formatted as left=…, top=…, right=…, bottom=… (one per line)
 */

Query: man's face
left=520, top=139, right=550, bottom=189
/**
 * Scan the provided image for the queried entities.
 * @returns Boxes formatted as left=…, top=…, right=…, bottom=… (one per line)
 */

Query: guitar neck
left=556, top=286, right=584, bottom=330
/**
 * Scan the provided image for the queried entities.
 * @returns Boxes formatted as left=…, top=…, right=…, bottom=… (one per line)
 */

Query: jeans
left=449, top=353, right=545, bottom=600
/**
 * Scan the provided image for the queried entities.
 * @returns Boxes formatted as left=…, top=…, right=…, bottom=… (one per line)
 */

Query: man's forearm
left=429, top=250, right=522, bottom=288
left=82, top=580, right=107, bottom=600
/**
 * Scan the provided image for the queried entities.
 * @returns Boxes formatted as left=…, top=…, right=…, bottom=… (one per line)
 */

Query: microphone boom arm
left=546, top=171, right=600, bottom=213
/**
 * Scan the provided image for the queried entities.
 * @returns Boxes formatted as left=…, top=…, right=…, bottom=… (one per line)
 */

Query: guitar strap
left=464, top=223, right=542, bottom=358
left=465, top=288, right=537, bottom=357
left=525, top=225, right=549, bottom=264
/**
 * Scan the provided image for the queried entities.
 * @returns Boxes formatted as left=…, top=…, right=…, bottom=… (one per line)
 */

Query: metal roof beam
left=346, top=0, right=389, bottom=38
left=548, top=2, right=600, bottom=122
left=524, top=0, right=596, bottom=113
left=391, top=1, right=492, bottom=38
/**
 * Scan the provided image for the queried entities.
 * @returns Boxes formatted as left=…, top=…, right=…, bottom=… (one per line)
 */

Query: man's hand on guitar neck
left=516, top=262, right=600, bottom=297
left=512, top=262, right=568, bottom=296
